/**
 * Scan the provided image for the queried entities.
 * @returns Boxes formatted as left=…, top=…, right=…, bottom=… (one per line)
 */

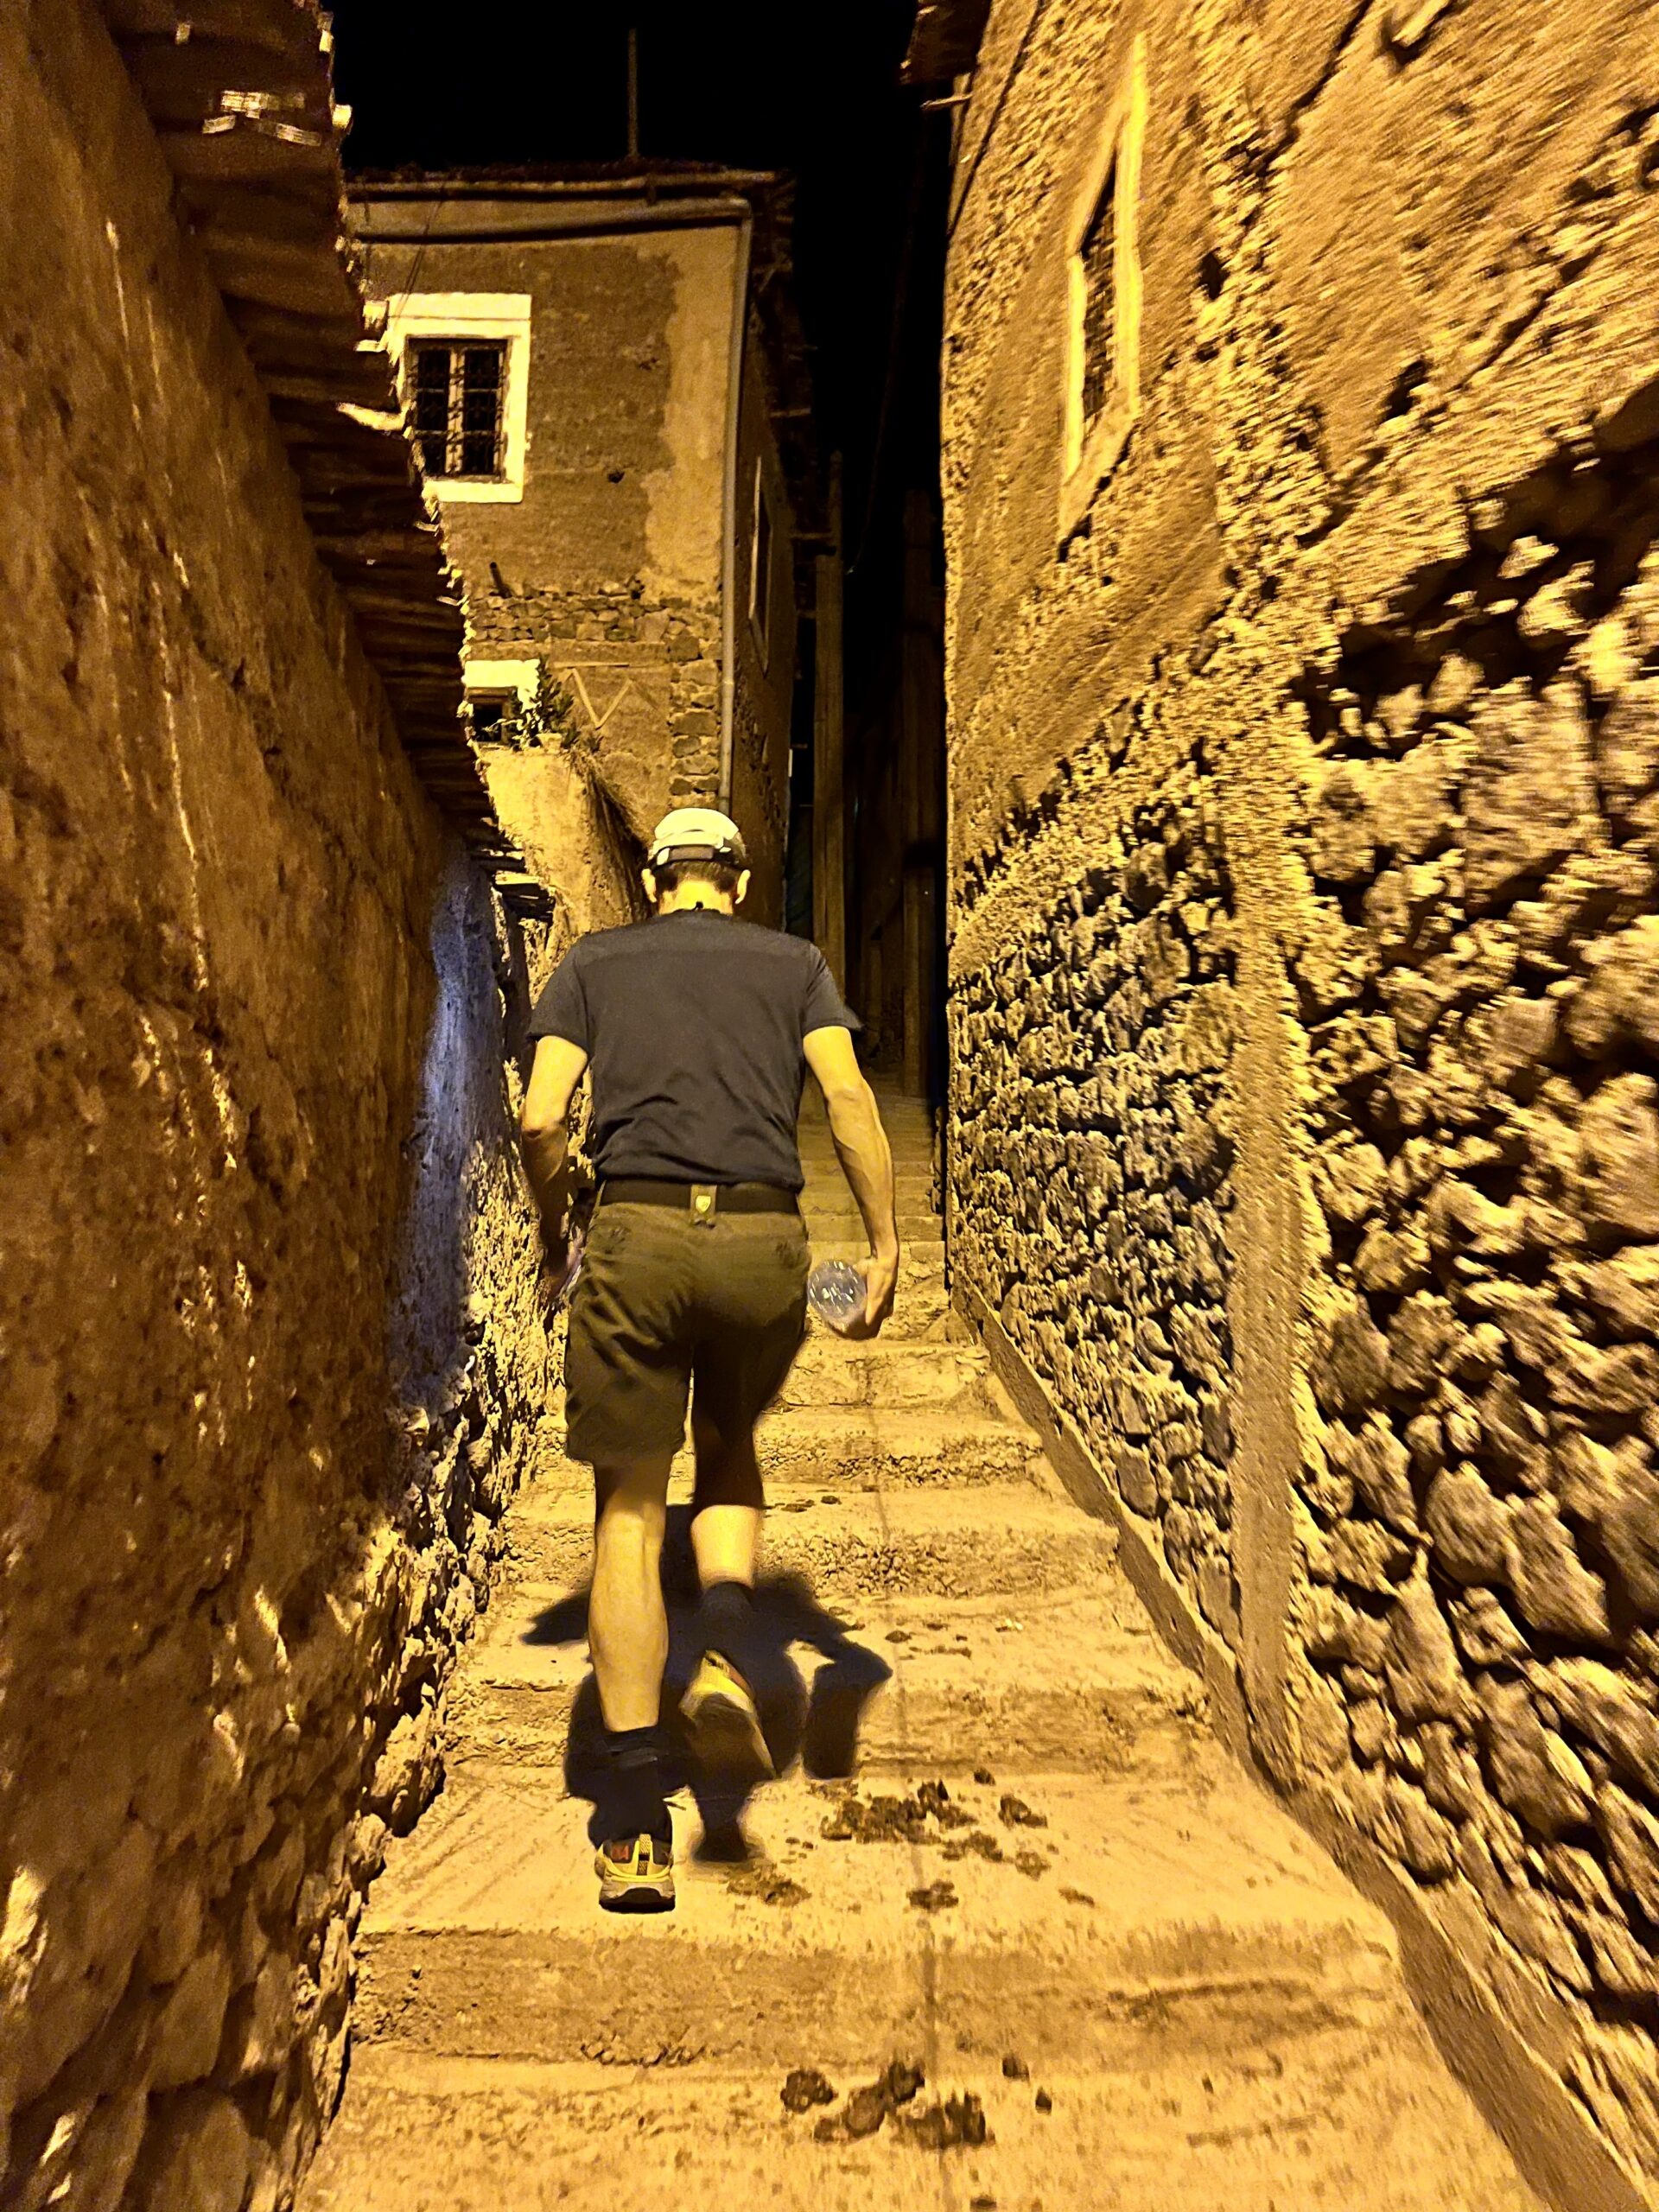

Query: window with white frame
left=407, top=339, right=509, bottom=480
left=383, top=294, right=532, bottom=505
left=1059, top=37, right=1147, bottom=543
left=748, top=461, right=774, bottom=664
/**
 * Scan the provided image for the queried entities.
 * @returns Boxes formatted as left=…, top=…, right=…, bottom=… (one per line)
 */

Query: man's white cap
left=646, top=807, right=747, bottom=869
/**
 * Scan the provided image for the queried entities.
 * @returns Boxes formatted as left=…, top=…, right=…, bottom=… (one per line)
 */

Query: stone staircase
left=302, top=1084, right=1541, bottom=2211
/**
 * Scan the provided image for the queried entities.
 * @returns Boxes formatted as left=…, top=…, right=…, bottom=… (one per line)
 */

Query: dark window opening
left=467, top=689, right=516, bottom=740
left=749, top=469, right=773, bottom=658
left=406, top=339, right=507, bottom=480
left=1079, top=161, right=1118, bottom=433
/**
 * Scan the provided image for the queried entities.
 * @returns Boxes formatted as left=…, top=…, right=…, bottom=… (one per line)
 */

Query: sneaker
left=680, top=1649, right=776, bottom=1784
left=595, top=1832, right=676, bottom=1914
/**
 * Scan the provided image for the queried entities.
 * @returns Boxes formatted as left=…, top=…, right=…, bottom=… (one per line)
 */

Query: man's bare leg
left=589, top=1454, right=673, bottom=1732
left=690, top=1413, right=763, bottom=1589
left=683, top=1414, right=773, bottom=1778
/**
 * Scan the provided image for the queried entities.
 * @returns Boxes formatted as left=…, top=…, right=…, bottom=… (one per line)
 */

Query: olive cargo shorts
left=564, top=1199, right=810, bottom=1465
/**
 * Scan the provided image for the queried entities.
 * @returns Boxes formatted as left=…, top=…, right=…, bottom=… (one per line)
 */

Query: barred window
left=1078, top=162, right=1117, bottom=435
left=406, top=340, right=507, bottom=480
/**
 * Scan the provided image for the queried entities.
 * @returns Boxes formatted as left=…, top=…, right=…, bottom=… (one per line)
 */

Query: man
left=518, top=807, right=900, bottom=1912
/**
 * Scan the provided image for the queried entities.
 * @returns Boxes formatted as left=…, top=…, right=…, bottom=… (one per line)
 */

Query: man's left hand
left=842, top=1247, right=899, bottom=1339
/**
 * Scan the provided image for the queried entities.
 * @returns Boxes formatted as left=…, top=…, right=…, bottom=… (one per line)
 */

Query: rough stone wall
left=1, top=9, right=549, bottom=2207
left=943, top=0, right=1659, bottom=2191
left=1290, top=451, right=1659, bottom=2171
left=953, top=758, right=1240, bottom=1638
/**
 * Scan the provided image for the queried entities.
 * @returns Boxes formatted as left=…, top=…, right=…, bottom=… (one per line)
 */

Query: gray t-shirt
left=528, top=910, right=855, bottom=1189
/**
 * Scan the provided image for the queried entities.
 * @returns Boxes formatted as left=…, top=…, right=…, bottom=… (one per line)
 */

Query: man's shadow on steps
left=523, top=1504, right=892, bottom=1858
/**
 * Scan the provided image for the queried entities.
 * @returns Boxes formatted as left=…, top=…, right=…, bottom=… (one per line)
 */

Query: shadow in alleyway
left=522, top=1506, right=893, bottom=1853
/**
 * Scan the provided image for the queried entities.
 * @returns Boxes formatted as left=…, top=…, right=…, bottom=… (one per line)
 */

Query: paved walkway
left=303, top=1086, right=1539, bottom=2211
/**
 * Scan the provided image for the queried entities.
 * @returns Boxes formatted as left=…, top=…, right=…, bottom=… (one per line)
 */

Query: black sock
left=602, top=1726, right=670, bottom=1845
left=700, top=1580, right=753, bottom=1663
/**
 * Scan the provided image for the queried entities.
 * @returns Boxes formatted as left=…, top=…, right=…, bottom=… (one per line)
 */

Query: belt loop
left=690, top=1182, right=718, bottom=1226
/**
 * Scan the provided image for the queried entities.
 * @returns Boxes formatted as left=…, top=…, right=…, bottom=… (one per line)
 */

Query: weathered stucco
left=943, top=0, right=1659, bottom=2198
left=0, top=7, right=550, bottom=2206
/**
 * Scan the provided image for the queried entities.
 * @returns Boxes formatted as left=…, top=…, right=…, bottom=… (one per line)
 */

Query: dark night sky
left=330, top=2, right=944, bottom=582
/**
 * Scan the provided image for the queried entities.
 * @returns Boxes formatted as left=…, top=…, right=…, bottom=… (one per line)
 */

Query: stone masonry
left=938, top=0, right=1659, bottom=2197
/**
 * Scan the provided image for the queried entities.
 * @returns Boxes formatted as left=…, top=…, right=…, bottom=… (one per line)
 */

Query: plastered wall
left=943, top=0, right=1659, bottom=2194
left=0, top=8, right=550, bottom=2206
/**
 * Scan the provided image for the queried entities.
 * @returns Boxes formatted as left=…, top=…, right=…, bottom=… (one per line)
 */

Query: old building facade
left=1, top=4, right=550, bottom=2205
left=351, top=173, right=810, bottom=933
left=928, top=0, right=1659, bottom=2196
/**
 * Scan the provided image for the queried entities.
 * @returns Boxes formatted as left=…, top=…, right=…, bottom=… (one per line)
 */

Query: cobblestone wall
left=953, top=758, right=1241, bottom=1641
left=1289, top=439, right=1659, bottom=2166
left=942, top=0, right=1659, bottom=2190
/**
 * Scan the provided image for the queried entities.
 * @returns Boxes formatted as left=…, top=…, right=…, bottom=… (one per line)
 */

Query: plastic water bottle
left=807, top=1259, right=867, bottom=1334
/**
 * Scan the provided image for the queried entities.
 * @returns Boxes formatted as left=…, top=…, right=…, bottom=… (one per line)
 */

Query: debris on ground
left=913, top=1778, right=971, bottom=1827
left=974, top=1766, right=996, bottom=1785
left=781, top=2069, right=836, bottom=2113
left=1001, top=2053, right=1029, bottom=2080
left=900, top=2093, right=991, bottom=2149
left=908, top=1879, right=958, bottom=1911
left=879, top=2058, right=927, bottom=2105
left=821, top=1782, right=970, bottom=1844
left=1014, top=1849, right=1049, bottom=1879
left=780, top=1499, right=815, bottom=1514
left=940, top=1829, right=1005, bottom=1864
left=971, top=2197, right=998, bottom=2210
left=810, top=2056, right=926, bottom=2140
left=998, top=1793, right=1048, bottom=1828
left=820, top=1493, right=841, bottom=1505
left=1060, top=1885, right=1096, bottom=1907
left=1034, top=2088, right=1053, bottom=2113
left=886, top=1628, right=912, bottom=1644
left=724, top=1858, right=807, bottom=1906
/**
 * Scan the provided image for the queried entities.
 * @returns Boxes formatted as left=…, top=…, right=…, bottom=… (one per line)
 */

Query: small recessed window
left=1059, top=37, right=1147, bottom=543
left=1079, top=162, right=1118, bottom=437
left=467, top=689, right=517, bottom=740
left=406, top=339, right=508, bottom=480
left=749, top=463, right=774, bottom=662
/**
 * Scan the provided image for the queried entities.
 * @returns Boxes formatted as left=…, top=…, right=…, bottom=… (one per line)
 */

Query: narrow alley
left=302, top=1085, right=1535, bottom=2210
left=5, top=2, right=1659, bottom=2210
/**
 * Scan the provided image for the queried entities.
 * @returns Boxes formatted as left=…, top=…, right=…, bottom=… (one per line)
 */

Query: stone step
left=303, top=2038, right=1540, bottom=2212
left=809, top=1237, right=944, bottom=1283
left=346, top=1765, right=1410, bottom=2076
left=499, top=1478, right=1115, bottom=1603
left=798, top=1138, right=935, bottom=1168
left=773, top=1337, right=994, bottom=1413
left=802, top=1210, right=939, bottom=1244
left=754, top=1407, right=1033, bottom=1488
left=444, top=1586, right=1204, bottom=1774
left=798, top=1162, right=935, bottom=1194
left=528, top=1402, right=1023, bottom=1498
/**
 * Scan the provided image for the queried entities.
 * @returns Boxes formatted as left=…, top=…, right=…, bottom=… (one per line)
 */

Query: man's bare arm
left=803, top=1025, right=899, bottom=1336
left=519, top=1035, right=591, bottom=1253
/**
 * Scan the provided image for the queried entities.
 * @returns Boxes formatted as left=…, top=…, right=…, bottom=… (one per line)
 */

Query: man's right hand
left=844, top=1247, right=899, bottom=1339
